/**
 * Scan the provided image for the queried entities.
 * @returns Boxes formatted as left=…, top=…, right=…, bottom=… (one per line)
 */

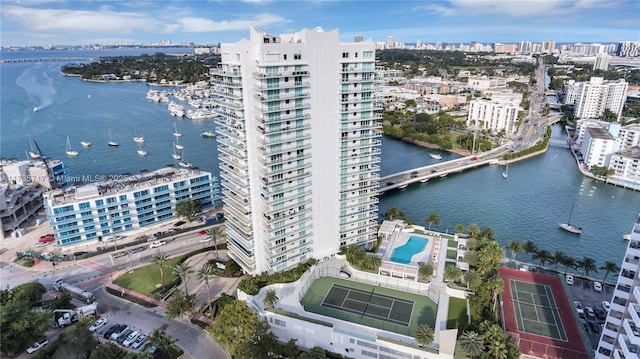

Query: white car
left=565, top=274, right=574, bottom=285
left=149, top=241, right=166, bottom=249
left=131, top=333, right=147, bottom=349
left=574, top=301, right=584, bottom=316
left=89, top=317, right=108, bottom=332
left=602, top=301, right=611, bottom=312
left=122, top=330, right=140, bottom=347
left=593, top=281, right=603, bottom=292
left=26, top=338, right=48, bottom=354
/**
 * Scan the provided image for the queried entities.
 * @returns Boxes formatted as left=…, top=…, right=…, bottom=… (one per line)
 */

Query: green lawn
left=446, top=249, right=458, bottom=260
left=114, top=256, right=184, bottom=296
left=447, top=297, right=468, bottom=332
left=447, top=238, right=457, bottom=248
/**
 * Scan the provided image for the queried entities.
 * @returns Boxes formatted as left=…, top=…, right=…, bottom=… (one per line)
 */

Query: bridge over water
left=0, top=57, right=96, bottom=64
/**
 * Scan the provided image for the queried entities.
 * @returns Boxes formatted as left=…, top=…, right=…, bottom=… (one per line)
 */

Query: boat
left=173, top=123, right=182, bottom=138
left=559, top=202, right=582, bottom=234
left=136, top=143, right=147, bottom=156
left=623, top=234, right=631, bottom=240
left=107, top=128, right=119, bottom=147
left=419, top=178, right=429, bottom=183
left=201, top=130, right=216, bottom=138
left=27, top=136, right=40, bottom=159
left=502, top=164, right=509, bottom=179
left=133, top=128, right=144, bottom=143
left=33, top=106, right=38, bottom=112
left=429, top=153, right=442, bottom=160
left=439, top=173, right=448, bottom=178
left=178, top=149, right=192, bottom=168
left=175, top=137, right=184, bottom=151
left=80, top=140, right=92, bottom=147
left=172, top=142, right=181, bottom=160
left=398, top=184, right=408, bottom=189
left=65, top=136, right=79, bottom=157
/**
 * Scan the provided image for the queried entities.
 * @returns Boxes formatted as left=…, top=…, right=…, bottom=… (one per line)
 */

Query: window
left=284, top=54, right=287, bottom=60
left=294, top=53, right=301, bottom=60
left=342, top=52, right=349, bottom=58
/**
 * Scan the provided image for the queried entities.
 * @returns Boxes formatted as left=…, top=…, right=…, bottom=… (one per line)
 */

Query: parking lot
left=565, top=275, right=613, bottom=350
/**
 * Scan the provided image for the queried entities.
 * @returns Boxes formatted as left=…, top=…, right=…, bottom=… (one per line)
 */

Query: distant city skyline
left=1, top=0, right=639, bottom=47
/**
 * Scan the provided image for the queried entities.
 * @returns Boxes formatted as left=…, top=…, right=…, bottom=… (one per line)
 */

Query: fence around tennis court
left=297, top=261, right=439, bottom=305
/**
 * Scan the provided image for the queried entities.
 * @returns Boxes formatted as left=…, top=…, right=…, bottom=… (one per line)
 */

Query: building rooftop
left=587, top=126, right=615, bottom=140
left=617, top=146, right=640, bottom=159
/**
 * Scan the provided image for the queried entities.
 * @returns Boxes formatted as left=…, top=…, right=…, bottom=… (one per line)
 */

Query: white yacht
left=65, top=136, right=79, bottom=157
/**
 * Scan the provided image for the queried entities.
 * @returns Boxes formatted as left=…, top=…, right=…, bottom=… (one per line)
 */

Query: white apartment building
left=593, top=53, right=611, bottom=71
left=580, top=127, right=616, bottom=168
left=212, top=27, right=381, bottom=274
left=467, top=76, right=507, bottom=91
left=574, top=77, right=628, bottom=121
left=595, top=213, right=640, bottom=358
left=619, top=124, right=640, bottom=150
left=608, top=147, right=640, bottom=185
left=466, top=93, right=520, bottom=134
left=43, top=167, right=219, bottom=247
left=563, top=80, right=582, bottom=105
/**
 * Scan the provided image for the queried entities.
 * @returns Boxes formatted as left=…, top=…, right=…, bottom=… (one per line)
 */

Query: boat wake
left=16, top=63, right=56, bottom=114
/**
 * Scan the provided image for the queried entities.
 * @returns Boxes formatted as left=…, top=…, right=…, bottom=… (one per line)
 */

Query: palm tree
left=552, top=251, right=567, bottom=271
left=532, top=249, right=552, bottom=267
left=263, top=288, right=279, bottom=309
left=384, top=206, right=405, bottom=221
left=425, top=212, right=441, bottom=230
left=151, top=251, right=168, bottom=290
left=206, top=226, right=224, bottom=259
left=487, top=276, right=504, bottom=317
left=507, top=240, right=522, bottom=262
left=464, top=269, right=482, bottom=292
left=197, top=264, right=216, bottom=309
left=522, top=240, right=538, bottom=258
left=414, top=324, right=434, bottom=346
left=486, top=339, right=509, bottom=359
left=366, top=254, right=382, bottom=271
left=444, top=263, right=462, bottom=283
left=418, top=263, right=434, bottom=281
left=600, top=260, right=620, bottom=282
left=479, top=227, right=495, bottom=240
left=173, top=262, right=194, bottom=296
left=149, top=328, right=175, bottom=354
left=579, top=256, right=598, bottom=277
left=458, top=330, right=485, bottom=358
left=454, top=224, right=465, bottom=235
left=560, top=255, right=577, bottom=274
left=466, top=223, right=480, bottom=238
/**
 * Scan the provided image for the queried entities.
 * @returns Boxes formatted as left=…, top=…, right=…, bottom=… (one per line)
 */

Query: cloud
left=178, top=13, right=288, bottom=32
left=418, top=0, right=622, bottom=18
left=414, top=4, right=457, bottom=16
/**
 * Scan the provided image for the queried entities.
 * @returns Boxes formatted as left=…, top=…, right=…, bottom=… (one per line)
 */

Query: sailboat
left=133, top=128, right=144, bottom=143
left=559, top=202, right=582, bottom=234
left=173, top=123, right=182, bottom=137
left=27, top=136, right=40, bottom=159
left=172, top=142, right=181, bottom=160
left=502, top=164, right=509, bottom=179
left=107, top=128, right=119, bottom=147
left=178, top=149, right=192, bottom=168
left=65, top=136, right=79, bottom=157
left=136, top=142, right=147, bottom=156
left=174, top=137, right=184, bottom=150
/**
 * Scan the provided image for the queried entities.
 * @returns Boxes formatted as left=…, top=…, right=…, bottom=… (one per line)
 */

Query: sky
left=1, top=0, right=639, bottom=47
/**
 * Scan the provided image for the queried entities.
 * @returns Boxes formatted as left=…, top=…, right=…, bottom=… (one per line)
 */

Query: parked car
left=116, top=329, right=133, bottom=344
left=565, top=274, right=574, bottom=285
left=593, top=281, right=603, bottom=292
left=574, top=301, right=584, bottom=316
left=89, top=317, right=108, bottom=332
left=149, top=241, right=166, bottom=249
left=602, top=301, right=611, bottom=312
left=39, top=235, right=55, bottom=243
left=122, top=331, right=140, bottom=347
left=199, top=236, right=213, bottom=243
left=144, top=344, right=157, bottom=354
left=579, top=319, right=589, bottom=332
left=588, top=320, right=601, bottom=333
left=131, top=334, right=147, bottom=349
left=585, top=306, right=596, bottom=319
left=110, top=325, right=129, bottom=340
left=174, top=220, right=186, bottom=227
left=594, top=306, right=607, bottom=321
left=104, top=324, right=121, bottom=339
left=470, top=156, right=478, bottom=160
left=26, top=338, right=48, bottom=354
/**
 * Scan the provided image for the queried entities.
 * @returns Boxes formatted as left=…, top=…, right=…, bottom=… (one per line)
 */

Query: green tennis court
left=322, top=284, right=414, bottom=326
left=510, top=280, right=568, bottom=341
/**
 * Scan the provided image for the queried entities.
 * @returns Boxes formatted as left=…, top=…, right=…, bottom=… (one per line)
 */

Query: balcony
left=258, top=142, right=311, bottom=156
left=255, top=102, right=311, bottom=113
left=213, top=98, right=244, bottom=110
left=258, top=123, right=311, bottom=136
left=254, top=91, right=310, bottom=102
left=210, top=78, right=243, bottom=88
left=619, top=334, right=640, bottom=359
left=252, top=69, right=309, bottom=79
left=256, top=112, right=310, bottom=124
left=624, top=319, right=640, bottom=346
left=210, top=68, right=242, bottom=77
left=253, top=81, right=310, bottom=90
left=261, top=197, right=312, bottom=217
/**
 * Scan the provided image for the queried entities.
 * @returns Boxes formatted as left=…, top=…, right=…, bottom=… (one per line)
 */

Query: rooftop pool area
left=389, top=235, right=430, bottom=264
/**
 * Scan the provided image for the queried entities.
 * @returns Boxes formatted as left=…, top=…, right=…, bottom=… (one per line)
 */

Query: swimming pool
left=390, top=236, right=429, bottom=264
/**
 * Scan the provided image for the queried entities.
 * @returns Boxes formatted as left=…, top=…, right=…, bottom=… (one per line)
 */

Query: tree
left=50, top=316, right=96, bottom=359
left=263, top=288, right=279, bottom=309
left=0, top=282, right=51, bottom=356
left=414, top=324, right=435, bottom=346
left=455, top=223, right=465, bottom=235
left=522, top=240, right=538, bottom=257
left=579, top=256, right=598, bottom=277
left=560, top=255, right=577, bottom=274
left=208, top=300, right=265, bottom=358
left=206, top=226, right=224, bottom=259
left=487, top=276, right=504, bottom=317
left=197, top=264, right=216, bottom=309
left=507, top=240, right=522, bottom=262
left=425, top=212, right=441, bottom=230
left=148, top=328, right=180, bottom=358
left=532, top=249, right=551, bottom=267
left=458, top=330, right=485, bottom=358
left=418, top=263, right=434, bottom=281
left=175, top=199, right=203, bottom=222
left=444, top=263, right=462, bottom=283
left=165, top=292, right=198, bottom=319
left=467, top=223, right=481, bottom=238
left=464, top=269, right=483, bottom=292
left=600, top=260, right=620, bottom=282
left=384, top=206, right=406, bottom=221
left=173, top=262, right=193, bottom=296
left=552, top=251, right=567, bottom=271
left=151, top=251, right=168, bottom=290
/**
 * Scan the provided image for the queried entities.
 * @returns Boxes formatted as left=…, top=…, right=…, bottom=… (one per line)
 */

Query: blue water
left=390, top=236, right=428, bottom=264
left=2, top=50, right=640, bottom=279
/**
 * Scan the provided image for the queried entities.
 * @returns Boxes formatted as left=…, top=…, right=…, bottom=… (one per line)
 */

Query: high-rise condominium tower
left=212, top=27, right=381, bottom=274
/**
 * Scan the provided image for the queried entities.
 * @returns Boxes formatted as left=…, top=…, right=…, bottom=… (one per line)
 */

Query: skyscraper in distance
left=212, top=27, right=381, bottom=274
left=354, top=34, right=363, bottom=42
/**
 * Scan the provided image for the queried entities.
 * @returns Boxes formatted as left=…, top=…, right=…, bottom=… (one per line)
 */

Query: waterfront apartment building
left=575, top=77, right=628, bottom=121
left=580, top=127, right=616, bottom=168
left=595, top=213, right=640, bottom=358
left=44, top=167, right=219, bottom=247
left=619, top=124, right=640, bottom=150
left=608, top=147, right=640, bottom=185
left=211, top=27, right=381, bottom=274
left=466, top=93, right=520, bottom=135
